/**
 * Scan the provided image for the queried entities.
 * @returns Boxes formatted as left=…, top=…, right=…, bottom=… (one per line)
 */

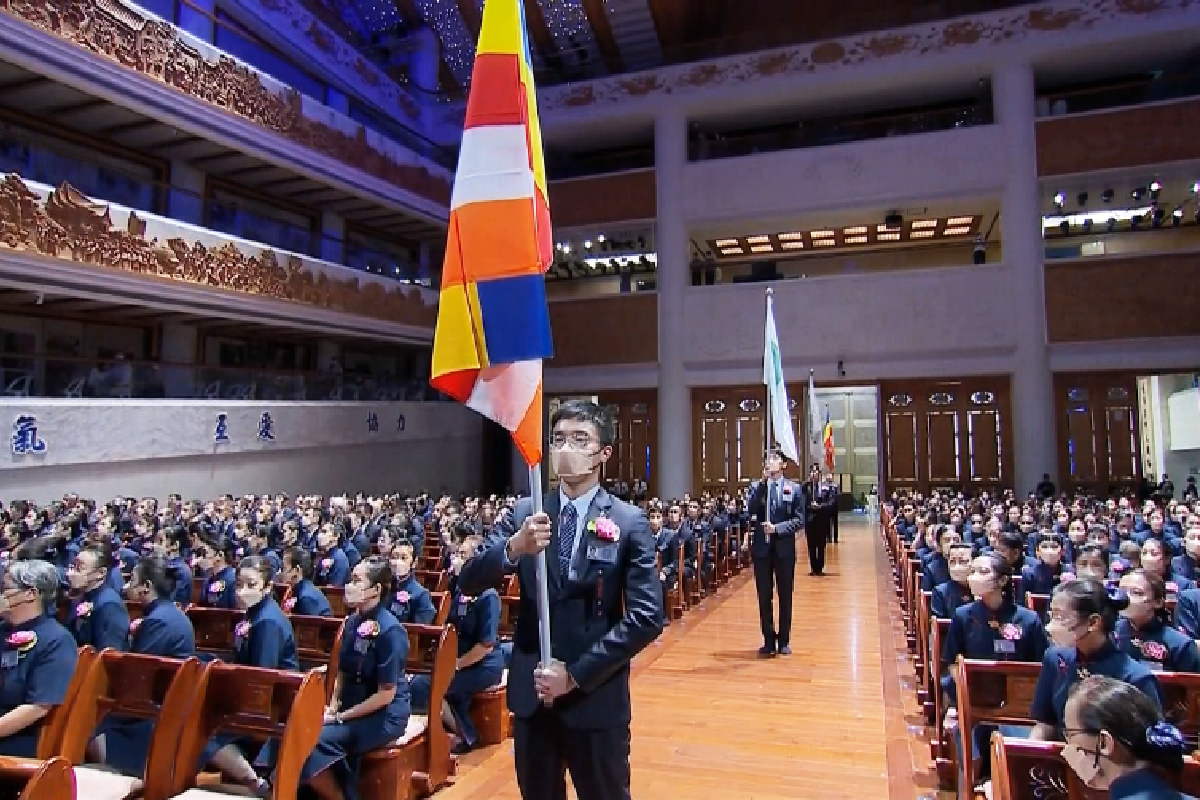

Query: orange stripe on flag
left=534, top=184, right=552, bottom=270
left=447, top=200, right=542, bottom=281
left=464, top=54, right=524, bottom=129
left=512, top=382, right=543, bottom=466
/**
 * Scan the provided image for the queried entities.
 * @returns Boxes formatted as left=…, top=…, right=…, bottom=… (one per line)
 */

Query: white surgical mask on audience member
left=237, top=587, right=263, bottom=608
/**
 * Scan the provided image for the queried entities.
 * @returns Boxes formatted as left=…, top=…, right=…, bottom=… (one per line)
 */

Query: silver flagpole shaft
left=528, top=464, right=553, bottom=666
left=764, top=288, right=773, bottom=452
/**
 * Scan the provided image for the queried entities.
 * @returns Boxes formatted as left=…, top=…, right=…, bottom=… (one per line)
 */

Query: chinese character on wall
left=11, top=415, right=46, bottom=456
left=214, top=413, right=230, bottom=444
left=258, top=412, right=276, bottom=442
left=367, top=412, right=379, bottom=433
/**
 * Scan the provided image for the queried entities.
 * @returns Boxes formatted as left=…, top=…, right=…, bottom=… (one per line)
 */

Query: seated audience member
left=920, top=525, right=962, bottom=592
left=313, top=524, right=351, bottom=588
left=1062, top=675, right=1196, bottom=800
left=1138, top=538, right=1194, bottom=599
left=195, top=535, right=237, bottom=608
left=1064, top=543, right=1111, bottom=586
left=279, top=547, right=332, bottom=617
left=200, top=555, right=297, bottom=796
left=91, top=555, right=197, bottom=772
left=1030, top=580, right=1161, bottom=741
left=0, top=559, right=79, bottom=756
left=155, top=524, right=194, bottom=605
left=1113, top=569, right=1200, bottom=673
left=1112, top=540, right=1141, bottom=580
left=942, top=552, right=1048, bottom=788
left=1171, top=516, right=1200, bottom=581
left=65, top=542, right=130, bottom=652
left=931, top=541, right=974, bottom=619
left=1020, top=532, right=1066, bottom=606
left=413, top=535, right=503, bottom=755
left=302, top=557, right=410, bottom=800
left=650, top=504, right=680, bottom=602
left=386, top=539, right=436, bottom=625
left=246, top=525, right=281, bottom=576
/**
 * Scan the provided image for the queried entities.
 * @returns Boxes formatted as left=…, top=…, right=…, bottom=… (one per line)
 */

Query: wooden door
left=1054, top=373, right=1141, bottom=497
left=692, top=385, right=808, bottom=496
left=597, top=390, right=657, bottom=497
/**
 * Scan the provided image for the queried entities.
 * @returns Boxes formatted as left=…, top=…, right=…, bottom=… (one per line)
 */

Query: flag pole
left=527, top=463, right=554, bottom=667
left=764, top=288, right=774, bottom=454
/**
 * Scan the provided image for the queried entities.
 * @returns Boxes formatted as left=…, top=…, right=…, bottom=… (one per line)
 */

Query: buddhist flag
left=808, top=371, right=822, bottom=468
left=823, top=406, right=835, bottom=472
left=430, top=0, right=554, bottom=467
left=763, top=293, right=799, bottom=464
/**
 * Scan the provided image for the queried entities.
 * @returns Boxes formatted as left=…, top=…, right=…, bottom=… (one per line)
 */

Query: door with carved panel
left=1054, top=373, right=1141, bottom=497
left=597, top=390, right=657, bottom=497
left=692, top=386, right=806, bottom=497
left=879, top=378, right=1013, bottom=496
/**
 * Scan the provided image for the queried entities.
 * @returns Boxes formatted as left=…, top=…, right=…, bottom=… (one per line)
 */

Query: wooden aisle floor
left=441, top=520, right=934, bottom=800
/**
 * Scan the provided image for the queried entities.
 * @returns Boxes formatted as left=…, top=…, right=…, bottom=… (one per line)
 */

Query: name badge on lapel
left=0, top=651, right=18, bottom=669
left=354, top=638, right=371, bottom=654
left=587, top=543, right=619, bottom=563
left=993, top=640, right=1016, bottom=655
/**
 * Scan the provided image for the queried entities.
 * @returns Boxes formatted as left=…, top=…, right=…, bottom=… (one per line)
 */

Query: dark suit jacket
left=458, top=487, right=664, bottom=729
left=745, top=478, right=805, bottom=559
left=802, top=480, right=836, bottom=532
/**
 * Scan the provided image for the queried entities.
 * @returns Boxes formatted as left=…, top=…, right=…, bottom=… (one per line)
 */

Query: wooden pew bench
left=288, top=614, right=345, bottom=703
left=359, top=624, right=457, bottom=800
left=0, top=756, right=76, bottom=800
left=468, top=669, right=510, bottom=746
left=184, top=608, right=244, bottom=661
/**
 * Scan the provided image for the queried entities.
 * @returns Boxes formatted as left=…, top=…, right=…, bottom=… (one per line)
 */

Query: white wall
left=0, top=400, right=482, bottom=503
left=681, top=126, right=1007, bottom=223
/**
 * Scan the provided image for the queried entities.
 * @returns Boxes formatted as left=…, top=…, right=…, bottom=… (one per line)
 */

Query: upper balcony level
left=0, top=0, right=456, bottom=226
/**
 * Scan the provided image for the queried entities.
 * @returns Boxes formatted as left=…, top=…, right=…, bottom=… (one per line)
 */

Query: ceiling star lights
left=538, top=0, right=591, bottom=40
left=414, top=0, right=476, bottom=84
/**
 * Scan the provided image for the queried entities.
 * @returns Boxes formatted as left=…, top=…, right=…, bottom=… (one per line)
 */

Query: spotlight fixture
left=1053, top=192, right=1066, bottom=207
left=1131, top=187, right=1145, bottom=201
left=583, top=239, right=593, bottom=249
left=1101, top=188, right=1114, bottom=203
left=1172, top=208, right=1183, bottom=227
left=1150, top=180, right=1162, bottom=200
left=1193, top=182, right=1199, bottom=194
left=1077, top=192, right=1088, bottom=208
left=596, top=234, right=606, bottom=243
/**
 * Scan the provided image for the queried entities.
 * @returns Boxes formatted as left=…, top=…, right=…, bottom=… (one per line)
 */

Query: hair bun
left=1144, top=721, right=1189, bottom=765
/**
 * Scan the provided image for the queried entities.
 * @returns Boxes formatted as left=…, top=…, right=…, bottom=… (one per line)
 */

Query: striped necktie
left=558, top=502, right=578, bottom=575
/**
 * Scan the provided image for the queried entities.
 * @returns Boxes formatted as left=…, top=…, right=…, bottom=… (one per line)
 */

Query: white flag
left=809, top=371, right=822, bottom=468
left=763, top=294, right=800, bottom=464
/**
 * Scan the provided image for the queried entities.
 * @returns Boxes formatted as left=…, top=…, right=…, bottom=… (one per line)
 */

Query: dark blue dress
left=199, top=596, right=296, bottom=766
left=0, top=614, right=78, bottom=756
left=314, top=548, right=350, bottom=588
left=1109, top=767, right=1198, bottom=800
left=66, top=585, right=129, bottom=652
left=167, top=558, right=193, bottom=606
left=300, top=605, right=410, bottom=800
left=1112, top=617, right=1200, bottom=673
left=412, top=589, right=504, bottom=747
left=1030, top=641, right=1161, bottom=732
left=282, top=580, right=332, bottom=617
left=200, top=566, right=237, bottom=609
left=387, top=575, right=437, bottom=625
left=100, top=599, right=196, bottom=775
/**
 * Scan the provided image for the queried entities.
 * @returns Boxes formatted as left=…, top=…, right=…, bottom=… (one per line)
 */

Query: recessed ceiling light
left=911, top=219, right=938, bottom=229
left=715, top=238, right=739, bottom=247
left=843, top=226, right=867, bottom=235
left=845, top=235, right=868, bottom=244
left=749, top=244, right=774, bottom=253
left=946, top=216, right=974, bottom=226
left=943, top=226, right=972, bottom=235
left=746, top=235, right=771, bottom=245
left=780, top=242, right=804, bottom=250
left=812, top=239, right=836, bottom=247
left=876, top=224, right=895, bottom=233
left=778, top=232, right=804, bottom=241
left=911, top=230, right=936, bottom=238
left=719, top=247, right=743, bottom=255
left=811, top=229, right=835, bottom=238
left=878, top=232, right=901, bottom=241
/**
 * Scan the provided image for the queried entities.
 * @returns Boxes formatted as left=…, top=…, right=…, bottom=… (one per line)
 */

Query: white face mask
left=1046, top=619, right=1082, bottom=649
left=1187, top=540, right=1200, bottom=559
left=67, top=569, right=93, bottom=590
left=967, top=574, right=995, bottom=598
left=551, top=446, right=599, bottom=480
left=1040, top=550, right=1062, bottom=566
left=1077, top=566, right=1105, bottom=582
left=1062, top=742, right=1101, bottom=786
left=391, top=559, right=411, bottom=579
left=344, top=582, right=372, bottom=607
left=236, top=588, right=263, bottom=609
left=949, top=564, right=972, bottom=583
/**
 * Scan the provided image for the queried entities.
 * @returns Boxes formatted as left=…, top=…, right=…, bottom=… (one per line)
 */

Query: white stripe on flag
left=452, top=125, right=536, bottom=210
left=467, top=359, right=542, bottom=432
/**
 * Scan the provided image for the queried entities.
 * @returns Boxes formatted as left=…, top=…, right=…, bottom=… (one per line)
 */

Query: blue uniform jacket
left=67, top=585, right=130, bottom=652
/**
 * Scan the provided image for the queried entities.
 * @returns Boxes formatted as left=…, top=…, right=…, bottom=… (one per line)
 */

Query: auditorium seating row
left=880, top=508, right=1200, bottom=799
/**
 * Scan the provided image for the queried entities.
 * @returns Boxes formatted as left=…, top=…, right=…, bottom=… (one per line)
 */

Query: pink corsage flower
left=1112, top=562, right=1126, bottom=573
left=1059, top=572, right=1076, bottom=584
left=234, top=621, right=251, bottom=639
left=1000, top=623, right=1022, bottom=641
left=75, top=602, right=93, bottom=619
left=396, top=591, right=410, bottom=604
left=357, top=620, right=380, bottom=638
left=594, top=517, right=621, bottom=542
left=129, top=618, right=142, bottom=634
left=283, top=597, right=297, bottom=612
left=1167, top=582, right=1179, bottom=594
left=7, top=630, right=36, bottom=651
left=209, top=580, right=225, bottom=594
left=1141, top=640, right=1168, bottom=661
left=320, top=558, right=333, bottom=571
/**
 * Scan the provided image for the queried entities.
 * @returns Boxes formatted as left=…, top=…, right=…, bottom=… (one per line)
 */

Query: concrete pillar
left=167, top=161, right=206, bottom=226
left=160, top=322, right=198, bottom=398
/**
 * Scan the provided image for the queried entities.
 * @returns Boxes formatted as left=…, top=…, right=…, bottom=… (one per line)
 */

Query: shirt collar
left=559, top=484, right=601, bottom=517
left=1108, top=768, right=1170, bottom=799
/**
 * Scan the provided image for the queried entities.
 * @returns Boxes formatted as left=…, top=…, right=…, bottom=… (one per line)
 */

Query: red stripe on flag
left=464, top=54, right=524, bottom=129
left=533, top=185, right=553, bottom=270
left=430, top=368, right=479, bottom=404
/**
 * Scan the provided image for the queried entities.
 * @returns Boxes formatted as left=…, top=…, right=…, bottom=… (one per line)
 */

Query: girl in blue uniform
left=931, top=541, right=974, bottom=620
left=65, top=543, right=130, bottom=652
left=438, top=536, right=503, bottom=754
left=91, top=555, right=197, bottom=773
left=1170, top=518, right=1200, bottom=582
left=302, top=556, right=410, bottom=800
left=194, top=536, right=237, bottom=609
left=387, top=539, right=436, bottom=625
left=202, top=555, right=297, bottom=797
left=0, top=559, right=79, bottom=756
left=1030, top=579, right=1161, bottom=741
left=920, top=525, right=962, bottom=592
left=1113, top=569, right=1200, bottom=673
left=1138, top=538, right=1194, bottom=601
left=1063, top=675, right=1196, bottom=800
left=279, top=547, right=332, bottom=617
left=1019, top=532, right=1066, bottom=606
left=313, top=524, right=351, bottom=588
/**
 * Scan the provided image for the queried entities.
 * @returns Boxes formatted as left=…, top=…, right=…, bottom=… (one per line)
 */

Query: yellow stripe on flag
left=476, top=0, right=522, bottom=57
left=431, top=282, right=488, bottom=373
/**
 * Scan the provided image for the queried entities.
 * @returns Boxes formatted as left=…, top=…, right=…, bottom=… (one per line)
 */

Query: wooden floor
left=442, top=520, right=938, bottom=799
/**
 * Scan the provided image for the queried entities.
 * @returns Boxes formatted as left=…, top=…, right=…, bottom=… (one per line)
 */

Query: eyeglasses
left=551, top=432, right=594, bottom=448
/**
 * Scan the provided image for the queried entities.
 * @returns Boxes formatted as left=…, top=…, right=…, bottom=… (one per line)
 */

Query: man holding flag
left=745, top=289, right=806, bottom=656
left=430, top=1, right=662, bottom=797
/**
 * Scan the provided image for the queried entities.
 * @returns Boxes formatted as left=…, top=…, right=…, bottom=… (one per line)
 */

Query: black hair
left=550, top=399, right=615, bottom=447
left=1053, top=578, right=1128, bottom=633
left=79, top=541, right=114, bottom=572
left=282, top=546, right=312, bottom=579
left=132, top=555, right=175, bottom=599
left=237, top=555, right=274, bottom=586
left=1069, top=675, right=1187, bottom=772
left=997, top=531, right=1024, bottom=553
left=1125, top=568, right=1172, bottom=625
left=358, top=555, right=392, bottom=596
left=975, top=550, right=1016, bottom=606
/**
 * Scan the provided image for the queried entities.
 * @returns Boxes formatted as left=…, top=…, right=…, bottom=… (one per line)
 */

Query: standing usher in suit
left=746, top=466, right=805, bottom=654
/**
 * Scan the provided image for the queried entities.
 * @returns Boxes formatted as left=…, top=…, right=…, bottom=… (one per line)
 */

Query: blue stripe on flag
left=474, top=274, right=554, bottom=365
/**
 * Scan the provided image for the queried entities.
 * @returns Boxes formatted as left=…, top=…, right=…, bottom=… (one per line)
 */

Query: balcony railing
left=0, top=354, right=443, bottom=402
left=1037, top=69, right=1200, bottom=118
